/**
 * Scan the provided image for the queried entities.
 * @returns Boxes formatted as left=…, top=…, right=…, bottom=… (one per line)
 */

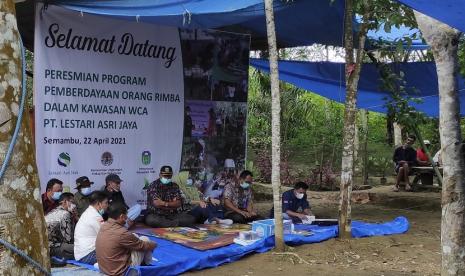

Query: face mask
left=81, top=187, right=92, bottom=196
left=295, top=193, right=305, bottom=199
left=240, top=182, right=250, bottom=189
left=52, top=192, right=62, bottom=201
left=186, top=179, right=193, bottom=186
left=98, top=208, right=105, bottom=216
left=68, top=203, right=76, bottom=212
left=160, top=177, right=171, bottom=185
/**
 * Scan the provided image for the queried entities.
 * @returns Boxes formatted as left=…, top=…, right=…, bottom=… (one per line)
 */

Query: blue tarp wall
left=43, top=0, right=425, bottom=50
left=396, top=0, right=465, bottom=33
left=250, top=58, right=465, bottom=117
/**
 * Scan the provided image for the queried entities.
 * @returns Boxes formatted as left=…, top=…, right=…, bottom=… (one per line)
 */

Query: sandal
left=393, top=186, right=399, bottom=192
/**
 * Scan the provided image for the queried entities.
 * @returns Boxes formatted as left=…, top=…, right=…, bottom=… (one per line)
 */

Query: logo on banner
left=141, top=151, right=151, bottom=165
left=101, top=152, right=113, bottom=166
left=57, top=152, right=71, bottom=167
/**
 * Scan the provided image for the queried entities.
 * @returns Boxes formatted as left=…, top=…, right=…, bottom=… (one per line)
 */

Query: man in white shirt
left=74, top=191, right=108, bottom=264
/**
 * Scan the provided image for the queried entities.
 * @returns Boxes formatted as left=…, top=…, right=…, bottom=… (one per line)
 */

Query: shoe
left=218, top=219, right=233, bottom=225
left=204, top=219, right=217, bottom=225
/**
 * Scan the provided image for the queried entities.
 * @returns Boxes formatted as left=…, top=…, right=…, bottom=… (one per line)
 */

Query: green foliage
left=247, top=69, right=401, bottom=180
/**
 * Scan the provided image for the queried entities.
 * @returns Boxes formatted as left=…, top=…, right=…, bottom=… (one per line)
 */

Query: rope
left=0, top=36, right=27, bottom=180
left=0, top=37, right=51, bottom=276
left=0, top=238, right=51, bottom=276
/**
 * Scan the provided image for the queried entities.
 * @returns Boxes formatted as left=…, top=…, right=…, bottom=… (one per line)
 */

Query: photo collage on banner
left=179, top=29, right=250, bottom=190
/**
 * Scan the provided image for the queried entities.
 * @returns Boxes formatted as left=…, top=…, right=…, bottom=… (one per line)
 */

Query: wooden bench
left=411, top=166, right=443, bottom=186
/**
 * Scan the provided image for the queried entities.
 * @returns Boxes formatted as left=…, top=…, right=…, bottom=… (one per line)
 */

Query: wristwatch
left=164, top=202, right=169, bottom=207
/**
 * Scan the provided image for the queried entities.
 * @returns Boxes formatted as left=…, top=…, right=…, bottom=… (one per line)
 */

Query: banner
left=34, top=5, right=250, bottom=206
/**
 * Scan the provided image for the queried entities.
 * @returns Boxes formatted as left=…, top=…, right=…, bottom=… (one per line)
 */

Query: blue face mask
left=52, top=192, right=62, bottom=200
left=240, top=182, right=250, bottom=189
left=80, top=187, right=92, bottom=196
left=160, top=177, right=171, bottom=185
left=98, top=208, right=105, bottom=216
left=186, top=179, right=193, bottom=186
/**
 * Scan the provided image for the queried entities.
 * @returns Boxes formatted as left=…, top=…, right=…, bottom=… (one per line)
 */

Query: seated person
left=74, top=176, right=94, bottom=217
left=145, top=166, right=196, bottom=227
left=74, top=191, right=109, bottom=265
left=183, top=171, right=233, bottom=225
left=102, top=174, right=141, bottom=226
left=416, top=140, right=431, bottom=166
left=393, top=135, right=417, bottom=191
left=45, top=192, right=76, bottom=260
left=96, top=203, right=156, bottom=276
left=224, top=170, right=260, bottom=223
left=433, top=149, right=442, bottom=166
left=42, top=178, right=63, bottom=215
left=270, top=182, right=313, bottom=223
left=102, top=174, right=128, bottom=208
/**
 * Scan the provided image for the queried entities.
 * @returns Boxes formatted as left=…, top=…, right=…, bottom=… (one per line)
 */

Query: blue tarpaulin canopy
left=250, top=58, right=465, bottom=117
left=20, top=0, right=425, bottom=50
left=396, top=0, right=465, bottom=33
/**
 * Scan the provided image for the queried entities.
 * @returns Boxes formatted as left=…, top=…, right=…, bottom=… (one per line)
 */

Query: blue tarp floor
left=59, top=217, right=409, bottom=276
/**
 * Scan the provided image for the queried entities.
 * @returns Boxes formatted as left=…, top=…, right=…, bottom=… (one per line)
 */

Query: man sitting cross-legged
left=96, top=202, right=157, bottom=276
left=74, top=191, right=109, bottom=265
left=45, top=192, right=76, bottom=260
left=144, top=166, right=196, bottom=227
left=223, top=170, right=260, bottom=223
left=270, top=181, right=313, bottom=223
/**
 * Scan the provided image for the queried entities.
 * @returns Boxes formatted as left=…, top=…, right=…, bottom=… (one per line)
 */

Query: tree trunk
left=360, top=109, right=369, bottom=186
left=415, top=11, right=465, bottom=276
left=393, top=122, right=403, bottom=146
left=264, top=0, right=284, bottom=251
left=338, top=0, right=368, bottom=240
left=353, top=117, right=359, bottom=175
left=0, top=1, right=51, bottom=274
left=386, top=111, right=394, bottom=145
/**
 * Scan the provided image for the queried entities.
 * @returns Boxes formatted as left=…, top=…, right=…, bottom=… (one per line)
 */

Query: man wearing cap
left=145, top=166, right=196, bottom=227
left=416, top=140, right=431, bottom=166
left=103, top=173, right=142, bottom=227
left=74, top=176, right=94, bottom=217
left=103, top=174, right=128, bottom=208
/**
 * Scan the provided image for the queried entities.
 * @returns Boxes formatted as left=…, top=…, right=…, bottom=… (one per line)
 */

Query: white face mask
left=295, top=192, right=305, bottom=199
left=80, top=187, right=92, bottom=196
left=68, top=203, right=76, bottom=212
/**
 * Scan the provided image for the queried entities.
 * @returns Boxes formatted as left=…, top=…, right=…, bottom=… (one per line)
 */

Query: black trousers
left=50, top=243, right=74, bottom=260
left=145, top=212, right=196, bottom=228
left=225, top=211, right=261, bottom=224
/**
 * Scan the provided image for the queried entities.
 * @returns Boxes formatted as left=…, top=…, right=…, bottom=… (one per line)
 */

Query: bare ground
left=186, top=186, right=441, bottom=276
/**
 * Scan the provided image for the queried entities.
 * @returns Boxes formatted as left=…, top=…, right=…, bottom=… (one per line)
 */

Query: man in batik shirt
left=144, top=166, right=196, bottom=227
left=45, top=193, right=76, bottom=260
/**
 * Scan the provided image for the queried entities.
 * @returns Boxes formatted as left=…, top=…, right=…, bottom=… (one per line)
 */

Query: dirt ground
left=186, top=186, right=441, bottom=276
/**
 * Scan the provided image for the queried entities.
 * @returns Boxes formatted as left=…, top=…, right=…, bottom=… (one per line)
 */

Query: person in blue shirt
left=271, top=181, right=313, bottom=223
